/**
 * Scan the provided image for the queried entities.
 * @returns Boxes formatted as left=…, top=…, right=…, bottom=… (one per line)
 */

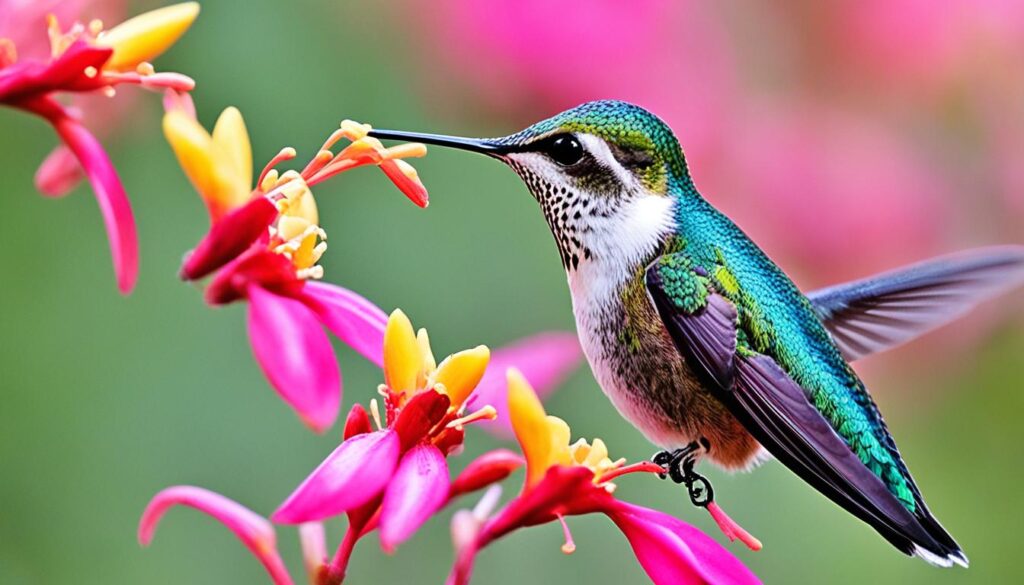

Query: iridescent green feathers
left=500, top=100, right=691, bottom=191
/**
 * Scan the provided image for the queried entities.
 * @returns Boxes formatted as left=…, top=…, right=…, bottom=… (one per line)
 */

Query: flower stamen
left=556, top=514, right=576, bottom=555
left=369, top=398, right=383, bottom=431
left=258, top=147, right=297, bottom=191
left=445, top=405, right=497, bottom=430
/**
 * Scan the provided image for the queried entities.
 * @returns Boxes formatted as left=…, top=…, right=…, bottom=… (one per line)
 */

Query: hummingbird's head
left=371, top=100, right=687, bottom=271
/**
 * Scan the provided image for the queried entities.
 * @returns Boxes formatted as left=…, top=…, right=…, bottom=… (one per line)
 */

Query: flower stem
left=325, top=526, right=360, bottom=584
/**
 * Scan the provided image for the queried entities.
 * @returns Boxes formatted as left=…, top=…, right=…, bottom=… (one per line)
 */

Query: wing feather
left=809, top=246, right=1024, bottom=361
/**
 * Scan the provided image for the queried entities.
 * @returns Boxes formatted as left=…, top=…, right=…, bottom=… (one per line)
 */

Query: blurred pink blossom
left=406, top=0, right=1024, bottom=290
left=714, top=101, right=950, bottom=286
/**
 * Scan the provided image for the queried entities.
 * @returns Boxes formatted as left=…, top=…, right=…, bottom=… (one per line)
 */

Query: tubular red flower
left=272, top=429, right=401, bottom=524
left=379, top=443, right=451, bottom=552
left=247, top=284, right=342, bottom=432
left=1, top=7, right=198, bottom=294
left=139, top=486, right=294, bottom=585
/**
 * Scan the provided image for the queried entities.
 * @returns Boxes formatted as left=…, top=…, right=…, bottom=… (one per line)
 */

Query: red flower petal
left=204, top=249, right=302, bottom=305
left=448, top=449, right=525, bottom=500
left=379, top=444, right=450, bottom=552
left=379, top=159, right=428, bottom=208
left=272, top=429, right=400, bottom=524
left=343, top=403, right=373, bottom=440
left=393, top=389, right=451, bottom=451
left=302, top=281, right=387, bottom=367
left=139, top=486, right=294, bottom=585
left=181, top=196, right=278, bottom=280
left=0, top=41, right=111, bottom=101
left=247, top=284, right=341, bottom=432
left=606, top=501, right=761, bottom=585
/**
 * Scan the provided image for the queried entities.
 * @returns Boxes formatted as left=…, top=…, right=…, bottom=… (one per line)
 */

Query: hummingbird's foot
left=652, top=442, right=715, bottom=508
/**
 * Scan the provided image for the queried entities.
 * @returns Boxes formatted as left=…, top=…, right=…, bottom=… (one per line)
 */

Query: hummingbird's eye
left=546, top=135, right=585, bottom=166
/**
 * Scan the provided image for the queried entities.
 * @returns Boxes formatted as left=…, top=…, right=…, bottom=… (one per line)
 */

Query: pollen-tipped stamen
left=445, top=405, right=498, bottom=430
left=556, top=514, right=576, bottom=555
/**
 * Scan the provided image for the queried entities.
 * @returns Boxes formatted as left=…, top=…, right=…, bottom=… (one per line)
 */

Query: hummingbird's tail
left=904, top=502, right=968, bottom=567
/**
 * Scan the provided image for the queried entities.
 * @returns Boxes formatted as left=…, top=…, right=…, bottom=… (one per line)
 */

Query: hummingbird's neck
left=563, top=192, right=678, bottom=300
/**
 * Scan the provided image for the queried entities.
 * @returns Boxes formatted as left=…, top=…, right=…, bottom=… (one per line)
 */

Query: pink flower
left=271, top=311, right=530, bottom=582
left=410, top=0, right=737, bottom=169
left=714, top=100, right=950, bottom=286
left=0, top=2, right=199, bottom=294
left=448, top=369, right=760, bottom=585
left=162, top=103, right=431, bottom=432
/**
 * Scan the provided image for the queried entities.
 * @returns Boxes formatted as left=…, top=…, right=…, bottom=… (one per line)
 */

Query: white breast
left=566, top=193, right=687, bottom=446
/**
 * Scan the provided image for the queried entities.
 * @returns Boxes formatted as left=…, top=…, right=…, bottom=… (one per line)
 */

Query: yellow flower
left=96, top=2, right=201, bottom=72
left=508, top=368, right=621, bottom=489
left=382, top=309, right=490, bottom=409
left=163, top=106, right=254, bottom=220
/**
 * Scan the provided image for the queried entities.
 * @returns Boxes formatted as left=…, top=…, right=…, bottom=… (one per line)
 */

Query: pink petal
left=301, top=281, right=388, bottom=367
left=138, top=486, right=294, bottom=585
left=34, top=145, right=82, bottom=197
left=379, top=444, right=450, bottom=552
left=606, top=501, right=761, bottom=585
left=473, top=332, right=583, bottom=436
left=247, top=284, right=341, bottom=433
left=272, top=429, right=400, bottom=524
left=51, top=114, right=138, bottom=294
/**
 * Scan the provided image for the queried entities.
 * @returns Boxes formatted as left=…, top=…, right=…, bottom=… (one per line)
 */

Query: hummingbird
left=369, top=100, right=1024, bottom=567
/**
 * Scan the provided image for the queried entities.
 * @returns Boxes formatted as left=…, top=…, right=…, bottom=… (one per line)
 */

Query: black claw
left=651, top=442, right=716, bottom=508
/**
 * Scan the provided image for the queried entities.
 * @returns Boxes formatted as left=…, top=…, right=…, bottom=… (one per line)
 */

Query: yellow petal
left=416, top=328, right=436, bottom=389
left=545, top=416, right=572, bottom=468
left=508, top=368, right=553, bottom=489
left=163, top=109, right=218, bottom=207
left=570, top=438, right=590, bottom=464
left=97, top=2, right=200, bottom=71
left=383, top=310, right=423, bottom=394
left=433, top=345, right=490, bottom=408
left=210, top=107, right=253, bottom=210
left=276, top=215, right=311, bottom=243
left=291, top=230, right=320, bottom=270
left=583, top=438, right=609, bottom=469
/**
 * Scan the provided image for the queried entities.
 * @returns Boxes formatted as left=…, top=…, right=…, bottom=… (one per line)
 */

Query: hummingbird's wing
left=808, top=245, right=1024, bottom=361
left=645, top=256, right=967, bottom=567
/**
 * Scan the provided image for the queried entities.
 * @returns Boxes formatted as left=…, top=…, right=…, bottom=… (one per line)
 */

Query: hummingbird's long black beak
left=368, top=129, right=510, bottom=157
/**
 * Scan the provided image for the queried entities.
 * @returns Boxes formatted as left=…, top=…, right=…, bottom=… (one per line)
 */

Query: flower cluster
left=140, top=312, right=758, bottom=585
left=162, top=98, right=430, bottom=432
left=0, top=2, right=199, bottom=293
left=448, top=369, right=760, bottom=585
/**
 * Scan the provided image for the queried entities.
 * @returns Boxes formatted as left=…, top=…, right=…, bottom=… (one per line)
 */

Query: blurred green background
left=1, top=1, right=1023, bottom=583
